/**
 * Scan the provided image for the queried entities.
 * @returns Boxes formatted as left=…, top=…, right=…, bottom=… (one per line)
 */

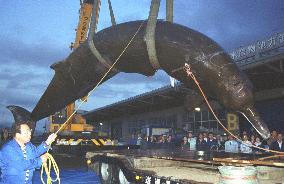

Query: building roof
left=84, top=84, right=191, bottom=122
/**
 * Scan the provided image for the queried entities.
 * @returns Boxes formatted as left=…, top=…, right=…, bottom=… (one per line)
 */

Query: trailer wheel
left=119, top=169, right=130, bottom=184
left=99, top=162, right=112, bottom=184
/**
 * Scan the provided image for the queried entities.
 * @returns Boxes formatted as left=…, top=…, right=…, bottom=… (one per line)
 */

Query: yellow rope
left=40, top=153, right=60, bottom=184
left=40, top=21, right=145, bottom=184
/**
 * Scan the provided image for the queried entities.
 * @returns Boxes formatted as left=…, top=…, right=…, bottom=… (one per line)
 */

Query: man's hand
left=40, top=153, right=48, bottom=164
left=45, top=133, right=57, bottom=146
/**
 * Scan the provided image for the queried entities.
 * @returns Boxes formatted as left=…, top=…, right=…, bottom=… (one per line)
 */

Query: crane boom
left=50, top=0, right=100, bottom=133
left=66, top=0, right=98, bottom=126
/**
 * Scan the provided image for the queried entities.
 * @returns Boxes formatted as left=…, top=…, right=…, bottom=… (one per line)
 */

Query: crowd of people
left=128, top=130, right=284, bottom=153
left=223, top=130, right=284, bottom=153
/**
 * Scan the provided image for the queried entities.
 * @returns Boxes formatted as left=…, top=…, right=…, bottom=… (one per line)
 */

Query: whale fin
left=6, top=105, right=36, bottom=135
left=50, top=60, right=65, bottom=70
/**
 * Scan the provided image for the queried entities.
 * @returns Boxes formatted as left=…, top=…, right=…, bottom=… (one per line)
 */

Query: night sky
left=0, top=0, right=283, bottom=132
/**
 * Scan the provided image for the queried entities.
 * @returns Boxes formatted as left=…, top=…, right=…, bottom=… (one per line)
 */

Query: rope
left=258, top=154, right=284, bottom=161
left=40, top=153, right=60, bottom=184
left=184, top=63, right=284, bottom=155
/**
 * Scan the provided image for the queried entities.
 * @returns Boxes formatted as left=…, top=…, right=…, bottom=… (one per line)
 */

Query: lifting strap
left=166, top=0, right=181, bottom=75
left=107, top=0, right=116, bottom=26
left=87, top=0, right=119, bottom=72
left=166, top=0, right=174, bottom=22
left=144, top=0, right=161, bottom=70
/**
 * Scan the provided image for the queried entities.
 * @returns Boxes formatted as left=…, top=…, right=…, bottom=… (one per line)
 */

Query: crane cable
left=40, top=21, right=145, bottom=184
left=184, top=63, right=284, bottom=156
left=107, top=0, right=116, bottom=26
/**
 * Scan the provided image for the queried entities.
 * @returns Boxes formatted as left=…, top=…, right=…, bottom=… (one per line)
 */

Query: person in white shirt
left=136, top=134, right=143, bottom=145
left=240, top=135, right=253, bottom=153
left=203, top=132, right=208, bottom=143
left=187, top=131, right=196, bottom=151
left=254, top=137, right=262, bottom=147
left=224, top=135, right=239, bottom=153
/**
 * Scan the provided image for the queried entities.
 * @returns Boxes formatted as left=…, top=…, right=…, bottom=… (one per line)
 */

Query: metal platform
left=88, top=148, right=284, bottom=168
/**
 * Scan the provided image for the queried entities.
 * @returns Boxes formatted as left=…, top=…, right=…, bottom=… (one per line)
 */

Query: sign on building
left=230, top=32, right=284, bottom=64
left=227, top=113, right=239, bottom=132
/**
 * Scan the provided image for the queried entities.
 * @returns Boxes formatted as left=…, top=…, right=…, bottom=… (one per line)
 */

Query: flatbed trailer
left=51, top=136, right=139, bottom=156
left=52, top=144, right=139, bottom=156
left=86, top=149, right=284, bottom=184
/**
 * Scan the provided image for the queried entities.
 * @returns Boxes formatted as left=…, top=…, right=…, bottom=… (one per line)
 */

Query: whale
left=7, top=20, right=270, bottom=139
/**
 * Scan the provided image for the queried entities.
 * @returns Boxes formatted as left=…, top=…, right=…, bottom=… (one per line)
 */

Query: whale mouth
left=239, top=107, right=270, bottom=140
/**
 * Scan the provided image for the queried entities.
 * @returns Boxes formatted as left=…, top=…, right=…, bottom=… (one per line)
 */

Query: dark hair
left=11, top=121, right=30, bottom=137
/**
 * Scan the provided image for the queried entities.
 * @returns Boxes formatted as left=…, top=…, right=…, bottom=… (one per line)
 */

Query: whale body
left=8, top=20, right=270, bottom=139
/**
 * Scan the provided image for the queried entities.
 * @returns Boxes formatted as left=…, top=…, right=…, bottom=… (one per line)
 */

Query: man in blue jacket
left=0, top=121, right=57, bottom=184
left=206, top=132, right=218, bottom=151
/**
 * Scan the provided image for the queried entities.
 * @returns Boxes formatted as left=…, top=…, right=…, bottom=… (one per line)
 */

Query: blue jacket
left=270, top=140, right=284, bottom=152
left=0, top=139, right=48, bottom=184
left=206, top=139, right=218, bottom=151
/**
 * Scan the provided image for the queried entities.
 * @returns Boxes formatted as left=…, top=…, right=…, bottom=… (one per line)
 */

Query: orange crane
left=49, top=0, right=100, bottom=134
